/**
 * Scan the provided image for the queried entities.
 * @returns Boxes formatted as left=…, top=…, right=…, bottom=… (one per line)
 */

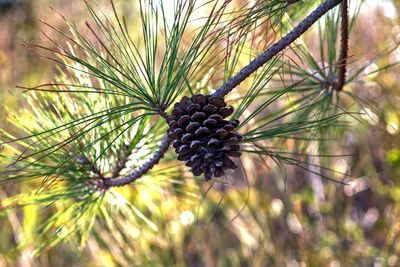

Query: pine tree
left=0, top=0, right=398, bottom=264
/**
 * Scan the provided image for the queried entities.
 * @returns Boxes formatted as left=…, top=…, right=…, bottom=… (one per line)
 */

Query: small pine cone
left=167, top=94, right=242, bottom=181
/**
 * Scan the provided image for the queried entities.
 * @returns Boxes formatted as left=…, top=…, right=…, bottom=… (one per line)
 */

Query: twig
left=212, top=0, right=343, bottom=98
left=336, top=0, right=349, bottom=91
left=99, top=135, right=171, bottom=188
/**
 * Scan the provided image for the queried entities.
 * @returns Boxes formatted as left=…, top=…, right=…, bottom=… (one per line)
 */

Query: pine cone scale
left=168, top=94, right=243, bottom=181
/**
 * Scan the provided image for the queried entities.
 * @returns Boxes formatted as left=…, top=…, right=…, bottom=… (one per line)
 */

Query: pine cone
left=167, top=94, right=242, bottom=181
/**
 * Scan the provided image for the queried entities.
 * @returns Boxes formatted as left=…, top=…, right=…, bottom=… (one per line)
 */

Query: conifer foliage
left=0, top=0, right=396, bottom=257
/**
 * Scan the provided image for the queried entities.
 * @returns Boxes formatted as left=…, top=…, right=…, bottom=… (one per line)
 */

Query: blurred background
left=0, top=0, right=400, bottom=266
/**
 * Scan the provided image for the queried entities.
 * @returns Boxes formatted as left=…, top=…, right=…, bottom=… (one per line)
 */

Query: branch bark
left=212, top=0, right=343, bottom=98
left=99, top=135, right=171, bottom=188
left=336, top=0, right=349, bottom=91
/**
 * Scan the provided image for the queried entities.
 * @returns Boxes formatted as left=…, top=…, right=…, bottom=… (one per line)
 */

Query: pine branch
left=212, top=0, right=343, bottom=98
left=336, top=0, right=349, bottom=91
left=100, top=0, right=343, bottom=189
left=99, top=135, right=171, bottom=188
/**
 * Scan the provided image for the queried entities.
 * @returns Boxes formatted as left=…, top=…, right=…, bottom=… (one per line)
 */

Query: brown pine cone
left=167, top=94, right=242, bottom=181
